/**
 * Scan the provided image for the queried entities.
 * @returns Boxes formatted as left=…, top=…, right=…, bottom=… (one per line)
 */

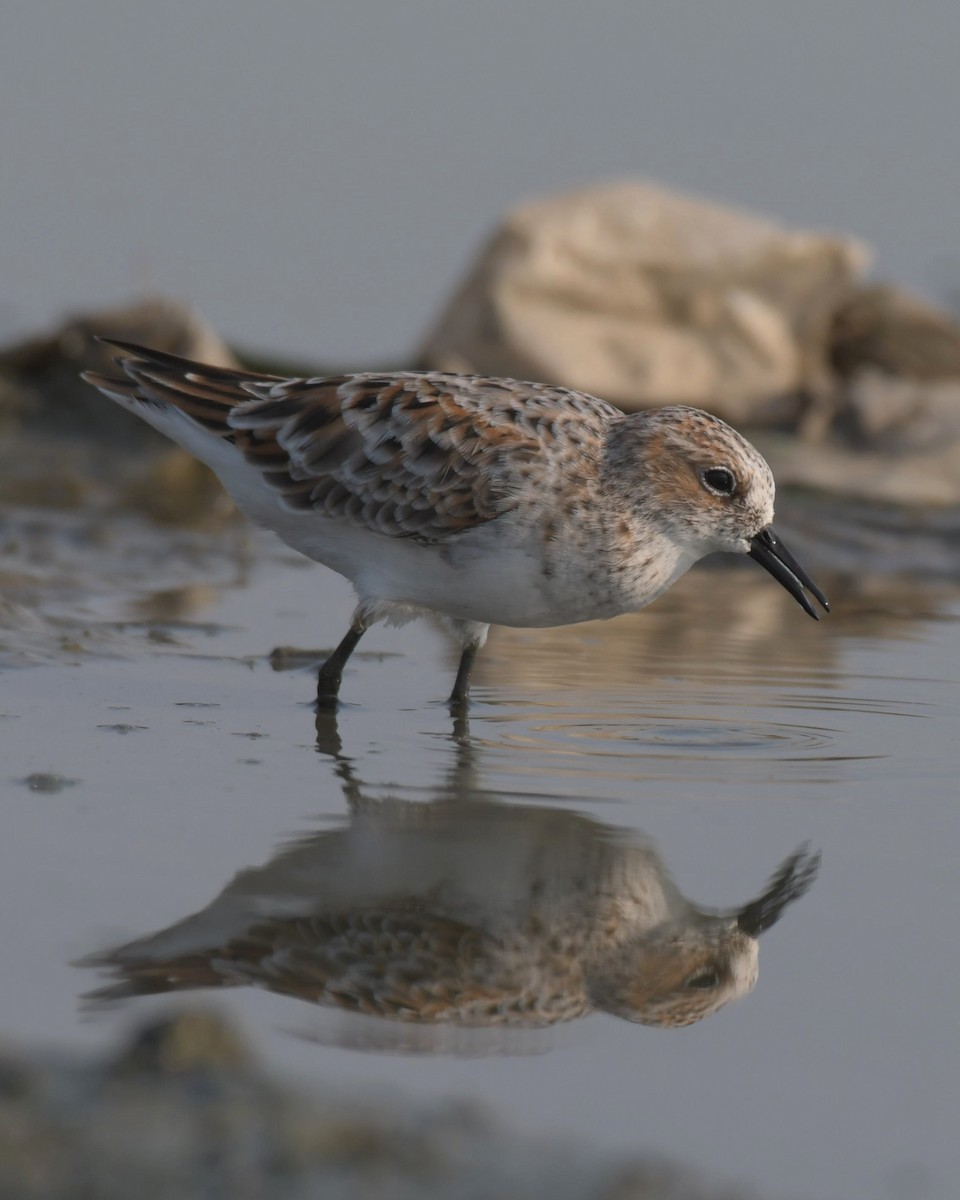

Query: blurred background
left=4, top=0, right=960, bottom=363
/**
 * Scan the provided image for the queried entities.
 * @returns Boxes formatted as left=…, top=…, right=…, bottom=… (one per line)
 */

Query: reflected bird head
left=591, top=844, right=821, bottom=1028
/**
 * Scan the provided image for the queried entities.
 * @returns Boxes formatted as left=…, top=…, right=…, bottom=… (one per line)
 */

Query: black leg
left=316, top=620, right=366, bottom=706
left=448, top=643, right=479, bottom=711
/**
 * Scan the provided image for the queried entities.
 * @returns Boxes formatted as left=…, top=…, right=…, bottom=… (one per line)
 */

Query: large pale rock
left=420, top=181, right=867, bottom=421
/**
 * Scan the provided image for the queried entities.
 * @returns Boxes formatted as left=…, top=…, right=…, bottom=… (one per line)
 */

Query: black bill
left=737, top=844, right=821, bottom=938
left=748, top=526, right=830, bottom=620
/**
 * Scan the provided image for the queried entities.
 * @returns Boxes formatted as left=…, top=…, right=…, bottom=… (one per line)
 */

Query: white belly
left=205, top=435, right=689, bottom=629
left=277, top=513, right=689, bottom=629
left=293, top=519, right=594, bottom=628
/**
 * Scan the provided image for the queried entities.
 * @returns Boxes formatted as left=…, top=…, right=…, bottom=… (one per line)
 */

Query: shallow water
left=1, top=503, right=958, bottom=1200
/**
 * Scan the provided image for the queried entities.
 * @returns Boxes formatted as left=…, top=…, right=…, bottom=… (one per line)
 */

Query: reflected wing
left=85, top=909, right=587, bottom=1026
left=215, top=911, right=501, bottom=1019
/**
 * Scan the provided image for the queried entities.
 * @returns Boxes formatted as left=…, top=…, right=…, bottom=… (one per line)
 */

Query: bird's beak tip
left=748, top=526, right=829, bottom=618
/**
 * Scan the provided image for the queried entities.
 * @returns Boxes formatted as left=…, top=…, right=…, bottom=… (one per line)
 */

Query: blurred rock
left=0, top=1009, right=789, bottom=1200
left=777, top=285, right=960, bottom=500
left=0, top=296, right=238, bottom=440
left=758, top=346, right=960, bottom=505
left=419, top=180, right=867, bottom=423
left=111, top=1010, right=251, bottom=1076
left=829, top=283, right=960, bottom=381
left=759, top=425, right=960, bottom=506
left=845, top=369, right=960, bottom=449
left=0, top=298, right=239, bottom=520
left=417, top=182, right=960, bottom=501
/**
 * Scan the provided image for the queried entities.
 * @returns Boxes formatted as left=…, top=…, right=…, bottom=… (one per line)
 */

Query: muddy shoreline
left=1, top=1010, right=775, bottom=1200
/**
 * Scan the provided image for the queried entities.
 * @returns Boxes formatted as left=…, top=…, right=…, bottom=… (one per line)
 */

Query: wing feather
left=86, top=909, right=588, bottom=1025
left=85, top=340, right=616, bottom=541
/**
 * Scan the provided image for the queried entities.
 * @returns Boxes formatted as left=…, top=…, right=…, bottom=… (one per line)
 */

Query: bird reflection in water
left=82, top=714, right=819, bottom=1041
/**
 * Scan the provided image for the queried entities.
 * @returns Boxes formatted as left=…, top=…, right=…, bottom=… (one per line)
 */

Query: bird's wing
left=217, top=911, right=512, bottom=1020
left=85, top=341, right=615, bottom=542
left=87, top=909, right=563, bottom=1024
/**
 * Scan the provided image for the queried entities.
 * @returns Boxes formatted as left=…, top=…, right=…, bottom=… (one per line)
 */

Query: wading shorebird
left=83, top=342, right=828, bottom=707
left=82, top=798, right=820, bottom=1035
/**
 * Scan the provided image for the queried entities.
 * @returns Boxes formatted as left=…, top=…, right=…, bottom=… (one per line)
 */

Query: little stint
left=83, top=342, right=828, bottom=707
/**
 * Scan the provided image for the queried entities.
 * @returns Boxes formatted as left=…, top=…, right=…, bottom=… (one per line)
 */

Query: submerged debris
left=19, top=773, right=78, bottom=793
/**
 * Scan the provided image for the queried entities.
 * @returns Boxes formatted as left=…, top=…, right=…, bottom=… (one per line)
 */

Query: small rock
left=111, top=1011, right=251, bottom=1077
left=829, top=283, right=960, bottom=381
left=20, top=773, right=78, bottom=794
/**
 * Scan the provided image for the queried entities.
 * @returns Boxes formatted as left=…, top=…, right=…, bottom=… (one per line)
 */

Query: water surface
left=1, top=505, right=958, bottom=1200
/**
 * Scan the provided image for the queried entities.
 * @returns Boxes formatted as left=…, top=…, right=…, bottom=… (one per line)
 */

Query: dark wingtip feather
left=736, top=843, right=821, bottom=937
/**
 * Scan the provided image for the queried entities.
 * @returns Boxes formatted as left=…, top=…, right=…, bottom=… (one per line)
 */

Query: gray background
left=3, top=1, right=959, bottom=363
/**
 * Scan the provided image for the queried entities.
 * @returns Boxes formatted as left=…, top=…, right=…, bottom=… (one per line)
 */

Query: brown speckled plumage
left=83, top=341, right=827, bottom=705
left=82, top=800, right=820, bottom=1032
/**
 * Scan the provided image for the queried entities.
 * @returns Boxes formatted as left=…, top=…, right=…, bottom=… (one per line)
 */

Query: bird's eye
left=686, top=970, right=720, bottom=990
left=701, top=467, right=736, bottom=496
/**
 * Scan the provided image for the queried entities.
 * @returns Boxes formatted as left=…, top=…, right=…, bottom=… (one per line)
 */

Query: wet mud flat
left=2, top=1010, right=779, bottom=1200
